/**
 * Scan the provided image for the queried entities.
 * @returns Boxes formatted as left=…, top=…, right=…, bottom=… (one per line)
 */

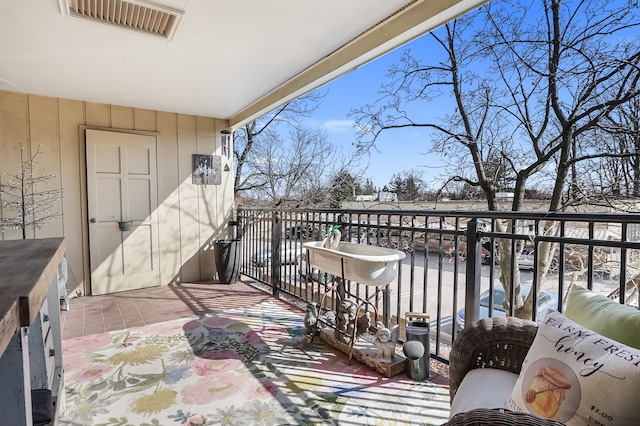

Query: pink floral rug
left=59, top=301, right=449, bottom=425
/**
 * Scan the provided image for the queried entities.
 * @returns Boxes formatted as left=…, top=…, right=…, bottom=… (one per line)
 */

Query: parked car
left=250, top=242, right=303, bottom=267
left=518, top=248, right=559, bottom=271
left=455, top=284, right=558, bottom=330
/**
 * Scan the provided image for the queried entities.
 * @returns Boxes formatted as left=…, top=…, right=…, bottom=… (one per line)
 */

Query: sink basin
left=303, top=241, right=405, bottom=286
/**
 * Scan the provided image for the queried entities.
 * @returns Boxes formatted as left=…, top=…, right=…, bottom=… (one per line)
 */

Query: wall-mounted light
left=221, top=129, right=231, bottom=158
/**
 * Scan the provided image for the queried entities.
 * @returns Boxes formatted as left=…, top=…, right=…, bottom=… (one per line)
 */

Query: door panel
left=128, top=147, right=150, bottom=174
left=86, top=129, right=159, bottom=295
left=95, top=178, right=122, bottom=221
left=125, top=225, right=155, bottom=273
left=129, top=179, right=152, bottom=218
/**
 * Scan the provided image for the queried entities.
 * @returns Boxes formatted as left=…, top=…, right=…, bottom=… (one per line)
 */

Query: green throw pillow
left=564, top=284, right=640, bottom=349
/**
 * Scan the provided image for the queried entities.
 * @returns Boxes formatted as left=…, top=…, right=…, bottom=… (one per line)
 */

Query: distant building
left=355, top=194, right=375, bottom=202
left=496, top=192, right=514, bottom=202
left=353, top=191, right=398, bottom=203
left=377, top=191, right=398, bottom=202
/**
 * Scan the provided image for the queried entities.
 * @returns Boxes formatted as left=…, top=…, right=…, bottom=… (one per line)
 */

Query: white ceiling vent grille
left=59, top=0, right=183, bottom=40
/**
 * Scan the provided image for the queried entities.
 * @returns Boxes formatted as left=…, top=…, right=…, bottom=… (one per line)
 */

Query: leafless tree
left=234, top=92, right=323, bottom=200
left=353, top=0, right=640, bottom=317
left=244, top=126, right=343, bottom=207
left=573, top=99, right=640, bottom=209
left=234, top=92, right=363, bottom=207
left=481, top=0, right=640, bottom=212
left=0, top=143, right=64, bottom=239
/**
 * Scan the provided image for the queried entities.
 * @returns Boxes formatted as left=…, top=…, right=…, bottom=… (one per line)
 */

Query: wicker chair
left=445, top=408, right=565, bottom=426
left=443, top=316, right=565, bottom=426
left=448, top=316, right=538, bottom=401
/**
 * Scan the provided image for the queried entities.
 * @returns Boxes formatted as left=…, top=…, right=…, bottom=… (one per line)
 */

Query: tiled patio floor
left=60, top=278, right=450, bottom=387
left=60, top=279, right=291, bottom=338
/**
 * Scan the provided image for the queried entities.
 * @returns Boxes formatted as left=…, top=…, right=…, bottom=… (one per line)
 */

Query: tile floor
left=60, top=280, right=296, bottom=339
left=60, top=278, right=450, bottom=387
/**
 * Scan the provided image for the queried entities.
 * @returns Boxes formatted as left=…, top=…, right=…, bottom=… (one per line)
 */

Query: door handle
left=90, top=218, right=97, bottom=223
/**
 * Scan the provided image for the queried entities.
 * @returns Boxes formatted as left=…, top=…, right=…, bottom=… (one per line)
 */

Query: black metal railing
left=236, top=206, right=640, bottom=364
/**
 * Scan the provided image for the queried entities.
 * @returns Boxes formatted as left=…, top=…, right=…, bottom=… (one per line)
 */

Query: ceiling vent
left=59, top=0, right=184, bottom=40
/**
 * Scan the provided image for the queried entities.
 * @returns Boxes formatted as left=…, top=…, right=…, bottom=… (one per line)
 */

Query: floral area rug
left=59, top=301, right=450, bottom=425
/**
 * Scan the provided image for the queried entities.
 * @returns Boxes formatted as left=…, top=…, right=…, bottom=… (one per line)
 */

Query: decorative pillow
left=507, top=309, right=640, bottom=425
left=564, top=284, right=640, bottom=349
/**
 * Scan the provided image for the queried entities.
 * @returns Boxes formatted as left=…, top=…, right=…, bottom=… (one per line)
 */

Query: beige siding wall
left=0, top=90, right=235, bottom=296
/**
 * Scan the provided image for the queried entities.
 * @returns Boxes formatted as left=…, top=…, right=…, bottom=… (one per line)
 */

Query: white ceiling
left=0, top=0, right=487, bottom=128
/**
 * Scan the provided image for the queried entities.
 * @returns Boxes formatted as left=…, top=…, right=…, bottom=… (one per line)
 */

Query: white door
left=86, top=129, right=160, bottom=295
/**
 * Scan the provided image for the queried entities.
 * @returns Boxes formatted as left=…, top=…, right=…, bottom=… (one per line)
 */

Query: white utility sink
left=303, top=241, right=405, bottom=286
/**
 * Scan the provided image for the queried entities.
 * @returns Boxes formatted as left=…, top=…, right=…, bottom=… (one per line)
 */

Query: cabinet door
left=29, top=312, right=49, bottom=390
left=0, top=329, right=32, bottom=424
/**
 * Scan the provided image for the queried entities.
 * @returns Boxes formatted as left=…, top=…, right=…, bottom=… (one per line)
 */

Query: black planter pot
left=213, top=239, right=241, bottom=284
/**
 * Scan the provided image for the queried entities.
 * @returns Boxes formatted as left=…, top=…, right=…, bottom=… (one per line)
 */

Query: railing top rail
left=238, top=206, right=640, bottom=224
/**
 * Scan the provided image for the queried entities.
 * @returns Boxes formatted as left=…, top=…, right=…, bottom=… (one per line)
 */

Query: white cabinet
left=0, top=238, right=66, bottom=425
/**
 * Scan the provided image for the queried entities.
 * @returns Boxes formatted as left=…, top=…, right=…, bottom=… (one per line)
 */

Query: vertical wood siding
left=0, top=90, right=234, bottom=296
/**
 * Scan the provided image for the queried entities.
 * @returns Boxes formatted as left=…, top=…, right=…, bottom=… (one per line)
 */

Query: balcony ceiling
left=0, top=0, right=487, bottom=127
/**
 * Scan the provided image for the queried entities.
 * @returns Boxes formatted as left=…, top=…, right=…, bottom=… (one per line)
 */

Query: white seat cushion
left=449, top=368, right=519, bottom=418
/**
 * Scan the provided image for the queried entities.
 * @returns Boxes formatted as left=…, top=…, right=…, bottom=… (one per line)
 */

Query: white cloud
left=324, top=119, right=355, bottom=133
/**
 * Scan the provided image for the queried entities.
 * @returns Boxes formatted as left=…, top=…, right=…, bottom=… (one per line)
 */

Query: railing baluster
left=587, top=222, right=595, bottom=290
left=620, top=222, right=628, bottom=305
left=464, top=219, right=481, bottom=328
left=271, top=212, right=282, bottom=297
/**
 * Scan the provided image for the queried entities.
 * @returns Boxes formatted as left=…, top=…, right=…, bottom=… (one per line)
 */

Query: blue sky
left=303, top=0, right=639, bottom=191
left=307, top=42, right=439, bottom=190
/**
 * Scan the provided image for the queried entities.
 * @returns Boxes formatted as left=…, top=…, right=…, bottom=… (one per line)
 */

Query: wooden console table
left=0, top=238, right=66, bottom=425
